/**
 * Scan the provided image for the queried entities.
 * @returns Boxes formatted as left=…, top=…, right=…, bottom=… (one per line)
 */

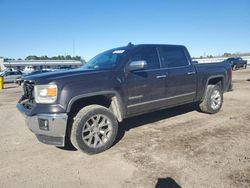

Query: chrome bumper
left=17, top=103, right=68, bottom=146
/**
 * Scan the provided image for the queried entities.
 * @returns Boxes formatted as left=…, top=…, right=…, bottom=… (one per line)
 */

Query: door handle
left=156, top=75, right=167, bottom=79
left=187, top=71, right=196, bottom=75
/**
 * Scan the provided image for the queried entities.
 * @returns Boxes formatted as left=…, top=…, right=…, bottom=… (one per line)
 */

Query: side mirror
left=192, top=61, right=198, bottom=64
left=128, top=60, right=147, bottom=71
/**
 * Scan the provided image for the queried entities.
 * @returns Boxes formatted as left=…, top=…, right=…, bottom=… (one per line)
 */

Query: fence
left=193, top=56, right=250, bottom=64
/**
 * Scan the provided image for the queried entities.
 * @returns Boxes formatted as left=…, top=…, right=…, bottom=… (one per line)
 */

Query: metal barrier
left=193, top=56, right=250, bottom=64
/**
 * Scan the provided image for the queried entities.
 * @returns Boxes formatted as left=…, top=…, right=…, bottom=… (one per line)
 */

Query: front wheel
left=70, top=105, right=118, bottom=154
left=199, top=85, right=223, bottom=114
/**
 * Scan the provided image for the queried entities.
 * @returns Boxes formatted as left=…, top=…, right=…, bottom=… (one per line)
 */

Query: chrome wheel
left=82, top=114, right=112, bottom=148
left=210, top=90, right=221, bottom=110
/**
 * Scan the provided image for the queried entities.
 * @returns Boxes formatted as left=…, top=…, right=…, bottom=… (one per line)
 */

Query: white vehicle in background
left=22, top=66, right=35, bottom=74
left=0, top=70, right=23, bottom=83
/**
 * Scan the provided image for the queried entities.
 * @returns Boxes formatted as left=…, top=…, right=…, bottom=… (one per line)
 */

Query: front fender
left=66, top=91, right=125, bottom=122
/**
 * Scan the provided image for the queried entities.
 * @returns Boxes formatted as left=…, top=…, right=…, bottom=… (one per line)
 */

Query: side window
left=159, top=47, right=189, bottom=68
left=15, top=71, right=22, bottom=75
left=6, top=72, right=14, bottom=76
left=130, top=47, right=160, bottom=70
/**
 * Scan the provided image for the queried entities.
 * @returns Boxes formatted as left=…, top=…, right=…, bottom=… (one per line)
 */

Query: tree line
left=3, top=55, right=84, bottom=62
left=25, top=55, right=83, bottom=61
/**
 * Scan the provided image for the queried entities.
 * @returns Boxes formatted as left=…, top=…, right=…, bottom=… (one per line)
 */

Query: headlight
left=34, top=85, right=57, bottom=103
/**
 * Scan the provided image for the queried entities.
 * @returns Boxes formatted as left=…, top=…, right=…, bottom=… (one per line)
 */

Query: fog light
left=38, top=119, right=49, bottom=131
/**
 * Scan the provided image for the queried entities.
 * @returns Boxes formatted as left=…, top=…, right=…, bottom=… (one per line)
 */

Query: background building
left=3, top=60, right=83, bottom=71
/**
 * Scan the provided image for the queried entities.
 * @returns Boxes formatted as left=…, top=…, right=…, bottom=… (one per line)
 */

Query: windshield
left=83, top=49, right=126, bottom=70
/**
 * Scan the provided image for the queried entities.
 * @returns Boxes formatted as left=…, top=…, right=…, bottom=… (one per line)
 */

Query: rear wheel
left=244, top=64, right=247, bottom=69
left=199, top=85, right=223, bottom=114
left=70, top=105, right=118, bottom=154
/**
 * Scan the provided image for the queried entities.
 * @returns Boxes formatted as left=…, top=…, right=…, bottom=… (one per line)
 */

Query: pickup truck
left=17, top=44, right=232, bottom=154
left=223, top=57, right=247, bottom=70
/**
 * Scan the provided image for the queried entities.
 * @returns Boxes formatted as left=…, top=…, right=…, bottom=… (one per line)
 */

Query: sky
left=0, top=0, right=250, bottom=60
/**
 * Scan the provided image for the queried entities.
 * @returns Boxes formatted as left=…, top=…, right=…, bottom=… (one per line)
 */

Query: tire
left=70, top=105, right=118, bottom=154
left=244, top=64, right=247, bottom=69
left=199, top=85, right=223, bottom=114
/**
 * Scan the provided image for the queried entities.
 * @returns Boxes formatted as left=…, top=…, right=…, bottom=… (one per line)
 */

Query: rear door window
left=159, top=47, right=189, bottom=68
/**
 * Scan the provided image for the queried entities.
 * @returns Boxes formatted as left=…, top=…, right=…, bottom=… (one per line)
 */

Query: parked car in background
left=0, top=70, right=23, bottom=83
left=16, top=70, right=53, bottom=85
left=223, top=57, right=247, bottom=70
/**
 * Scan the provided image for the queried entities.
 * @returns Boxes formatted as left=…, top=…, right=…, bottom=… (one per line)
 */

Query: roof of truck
left=110, top=43, right=186, bottom=52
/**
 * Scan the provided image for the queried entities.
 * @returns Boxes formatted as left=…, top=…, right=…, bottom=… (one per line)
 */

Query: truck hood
left=24, top=68, right=111, bottom=84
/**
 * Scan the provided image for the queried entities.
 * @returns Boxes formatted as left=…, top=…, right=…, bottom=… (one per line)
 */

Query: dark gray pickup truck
left=223, top=57, right=247, bottom=70
left=17, top=44, right=232, bottom=154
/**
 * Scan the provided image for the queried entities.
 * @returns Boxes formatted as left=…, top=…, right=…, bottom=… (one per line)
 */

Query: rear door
left=126, top=46, right=167, bottom=115
left=158, top=46, right=197, bottom=106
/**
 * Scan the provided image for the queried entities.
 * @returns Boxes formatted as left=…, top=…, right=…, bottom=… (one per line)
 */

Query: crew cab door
left=126, top=46, right=167, bottom=115
left=158, top=46, right=197, bottom=105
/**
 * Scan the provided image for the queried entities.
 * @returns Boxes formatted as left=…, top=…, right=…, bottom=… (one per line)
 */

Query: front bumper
left=17, top=103, right=68, bottom=146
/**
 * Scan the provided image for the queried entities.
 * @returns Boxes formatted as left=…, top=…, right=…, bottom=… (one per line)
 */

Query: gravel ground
left=0, top=69, right=249, bottom=188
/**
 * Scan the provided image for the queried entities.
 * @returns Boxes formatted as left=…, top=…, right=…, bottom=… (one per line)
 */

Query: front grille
left=18, top=81, right=35, bottom=109
left=23, top=82, right=34, bottom=100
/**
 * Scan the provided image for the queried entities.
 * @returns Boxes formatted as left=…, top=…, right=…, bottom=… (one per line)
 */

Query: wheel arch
left=66, top=91, right=124, bottom=122
left=201, top=75, right=225, bottom=101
